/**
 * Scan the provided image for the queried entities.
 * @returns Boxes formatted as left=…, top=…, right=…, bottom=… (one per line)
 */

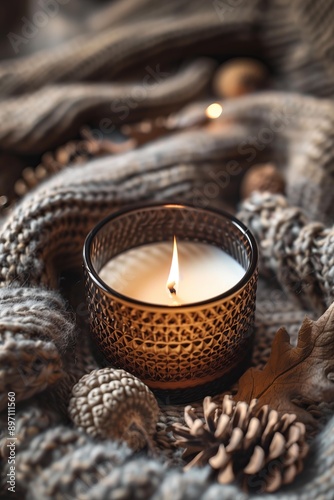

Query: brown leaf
left=234, top=302, right=334, bottom=429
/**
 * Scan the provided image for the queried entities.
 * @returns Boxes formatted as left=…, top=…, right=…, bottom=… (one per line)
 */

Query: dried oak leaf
left=234, top=302, right=334, bottom=429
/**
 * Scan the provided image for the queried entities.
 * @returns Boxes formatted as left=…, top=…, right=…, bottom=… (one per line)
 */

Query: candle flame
left=205, top=103, right=223, bottom=119
left=167, top=236, right=179, bottom=296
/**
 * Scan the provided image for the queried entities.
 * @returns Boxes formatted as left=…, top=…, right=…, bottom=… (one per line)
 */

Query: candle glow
left=205, top=103, right=223, bottom=119
left=167, top=236, right=179, bottom=296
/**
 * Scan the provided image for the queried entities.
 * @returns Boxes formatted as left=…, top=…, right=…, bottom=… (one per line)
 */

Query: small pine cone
left=69, top=368, right=159, bottom=452
left=172, top=395, right=309, bottom=493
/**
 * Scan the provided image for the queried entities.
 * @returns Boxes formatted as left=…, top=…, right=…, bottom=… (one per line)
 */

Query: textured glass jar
left=83, top=203, right=258, bottom=403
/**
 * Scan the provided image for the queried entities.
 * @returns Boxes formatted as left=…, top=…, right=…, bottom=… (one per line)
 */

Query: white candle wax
left=99, top=241, right=245, bottom=306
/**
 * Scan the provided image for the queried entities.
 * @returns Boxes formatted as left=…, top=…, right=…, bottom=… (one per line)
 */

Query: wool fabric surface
left=0, top=1, right=334, bottom=498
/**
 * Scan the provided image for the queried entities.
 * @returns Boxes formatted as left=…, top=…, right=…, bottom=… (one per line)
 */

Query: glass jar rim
left=83, top=202, right=258, bottom=310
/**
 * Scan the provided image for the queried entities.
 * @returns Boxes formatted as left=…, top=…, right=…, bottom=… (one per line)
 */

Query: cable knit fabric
left=237, top=193, right=334, bottom=314
left=0, top=0, right=334, bottom=498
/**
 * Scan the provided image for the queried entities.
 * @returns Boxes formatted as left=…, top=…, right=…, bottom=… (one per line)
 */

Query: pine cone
left=172, top=395, right=309, bottom=493
left=69, top=368, right=159, bottom=452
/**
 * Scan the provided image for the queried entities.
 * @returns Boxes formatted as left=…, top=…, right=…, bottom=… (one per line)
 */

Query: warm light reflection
left=166, top=236, right=179, bottom=296
left=205, top=103, right=223, bottom=119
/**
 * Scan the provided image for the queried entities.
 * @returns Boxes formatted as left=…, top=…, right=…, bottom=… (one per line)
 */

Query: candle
left=84, top=203, right=258, bottom=403
left=99, top=238, right=245, bottom=306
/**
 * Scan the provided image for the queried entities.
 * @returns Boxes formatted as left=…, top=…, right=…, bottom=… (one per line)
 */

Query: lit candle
left=99, top=237, right=245, bottom=306
left=84, top=203, right=258, bottom=403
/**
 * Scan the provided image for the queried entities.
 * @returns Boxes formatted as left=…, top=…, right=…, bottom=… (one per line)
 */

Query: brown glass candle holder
left=83, top=203, right=258, bottom=404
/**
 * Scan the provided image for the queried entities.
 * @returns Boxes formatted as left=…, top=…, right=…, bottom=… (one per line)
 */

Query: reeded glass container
left=83, top=203, right=258, bottom=403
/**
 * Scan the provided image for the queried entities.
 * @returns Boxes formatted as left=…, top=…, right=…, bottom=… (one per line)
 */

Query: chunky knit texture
left=237, top=192, right=334, bottom=314
left=0, top=0, right=334, bottom=498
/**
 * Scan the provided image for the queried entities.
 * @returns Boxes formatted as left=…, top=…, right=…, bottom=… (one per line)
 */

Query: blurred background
left=1, top=0, right=266, bottom=212
left=0, top=1, right=111, bottom=58
left=0, top=0, right=333, bottom=218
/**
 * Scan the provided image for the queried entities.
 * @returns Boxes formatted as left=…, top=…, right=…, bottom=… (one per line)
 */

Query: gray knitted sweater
left=0, top=1, right=334, bottom=498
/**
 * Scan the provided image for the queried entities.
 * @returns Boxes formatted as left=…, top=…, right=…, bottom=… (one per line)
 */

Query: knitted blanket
left=0, top=1, right=334, bottom=498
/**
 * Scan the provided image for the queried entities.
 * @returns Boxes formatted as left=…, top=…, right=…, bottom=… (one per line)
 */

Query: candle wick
left=168, top=281, right=177, bottom=295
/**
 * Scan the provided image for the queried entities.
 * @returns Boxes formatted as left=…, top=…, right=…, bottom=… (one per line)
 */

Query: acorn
left=213, top=58, right=269, bottom=98
left=240, top=163, right=285, bottom=200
